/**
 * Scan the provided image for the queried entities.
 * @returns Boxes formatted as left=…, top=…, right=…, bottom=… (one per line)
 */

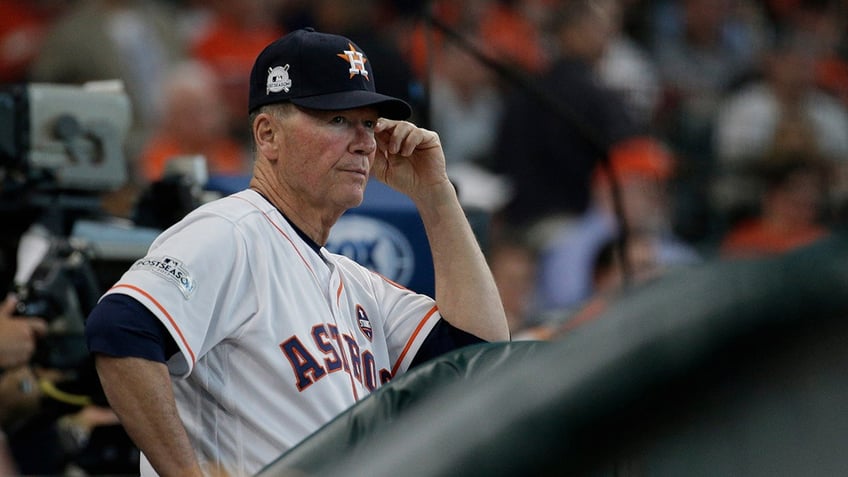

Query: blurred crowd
left=2, top=0, right=848, bottom=473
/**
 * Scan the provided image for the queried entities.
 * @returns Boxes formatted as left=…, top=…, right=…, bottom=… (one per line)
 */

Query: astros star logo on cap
left=337, top=43, right=369, bottom=80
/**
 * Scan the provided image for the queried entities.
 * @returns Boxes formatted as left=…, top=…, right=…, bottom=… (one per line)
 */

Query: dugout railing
left=257, top=232, right=848, bottom=477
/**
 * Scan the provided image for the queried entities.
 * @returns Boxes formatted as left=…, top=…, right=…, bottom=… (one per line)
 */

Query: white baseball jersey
left=103, top=189, right=441, bottom=476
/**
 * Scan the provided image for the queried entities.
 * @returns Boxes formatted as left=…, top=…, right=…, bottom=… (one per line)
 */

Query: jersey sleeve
left=367, top=272, right=442, bottom=376
left=409, top=319, right=486, bottom=369
left=103, top=213, right=257, bottom=378
left=86, top=293, right=179, bottom=362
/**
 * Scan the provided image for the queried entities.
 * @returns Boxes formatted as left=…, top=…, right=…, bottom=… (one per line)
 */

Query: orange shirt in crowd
left=0, top=0, right=56, bottom=82
left=191, top=16, right=284, bottom=127
left=401, top=0, right=548, bottom=81
left=139, top=135, right=247, bottom=183
left=720, top=219, right=829, bottom=258
left=478, top=1, right=548, bottom=74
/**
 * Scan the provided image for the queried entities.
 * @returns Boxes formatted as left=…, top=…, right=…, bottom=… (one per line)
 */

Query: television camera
left=0, top=81, right=144, bottom=474
left=0, top=81, right=130, bottom=368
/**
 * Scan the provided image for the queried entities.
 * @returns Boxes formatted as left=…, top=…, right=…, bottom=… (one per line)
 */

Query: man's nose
left=352, top=125, right=376, bottom=155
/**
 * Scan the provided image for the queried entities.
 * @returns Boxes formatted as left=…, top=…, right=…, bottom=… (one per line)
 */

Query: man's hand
left=372, top=119, right=451, bottom=202
left=0, top=295, right=48, bottom=369
left=373, top=120, right=509, bottom=343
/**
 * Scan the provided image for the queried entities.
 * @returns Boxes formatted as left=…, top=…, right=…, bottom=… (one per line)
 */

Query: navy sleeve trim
left=409, top=319, right=486, bottom=369
left=85, top=294, right=180, bottom=363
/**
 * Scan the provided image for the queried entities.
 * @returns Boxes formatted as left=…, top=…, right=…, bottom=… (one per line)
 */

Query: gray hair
left=248, top=102, right=297, bottom=150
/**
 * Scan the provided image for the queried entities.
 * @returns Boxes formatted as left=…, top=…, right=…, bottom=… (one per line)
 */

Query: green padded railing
left=257, top=233, right=848, bottom=477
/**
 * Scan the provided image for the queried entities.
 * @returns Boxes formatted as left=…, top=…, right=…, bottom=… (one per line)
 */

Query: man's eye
left=363, top=119, right=376, bottom=129
left=331, top=116, right=346, bottom=125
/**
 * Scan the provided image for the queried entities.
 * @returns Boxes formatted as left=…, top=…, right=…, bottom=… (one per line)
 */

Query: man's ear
left=253, top=113, right=279, bottom=160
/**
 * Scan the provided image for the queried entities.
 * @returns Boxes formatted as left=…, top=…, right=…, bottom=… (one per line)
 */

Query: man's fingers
left=27, top=318, right=48, bottom=338
left=1, top=294, right=48, bottom=337
left=375, top=118, right=433, bottom=157
left=400, top=131, right=421, bottom=157
left=376, top=119, right=417, bottom=156
left=0, top=295, right=17, bottom=317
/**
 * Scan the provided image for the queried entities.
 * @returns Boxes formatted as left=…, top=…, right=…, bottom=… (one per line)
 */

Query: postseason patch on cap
left=266, top=65, right=292, bottom=94
left=131, top=256, right=196, bottom=299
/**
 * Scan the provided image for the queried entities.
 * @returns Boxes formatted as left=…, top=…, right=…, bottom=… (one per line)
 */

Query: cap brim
left=291, top=90, right=412, bottom=120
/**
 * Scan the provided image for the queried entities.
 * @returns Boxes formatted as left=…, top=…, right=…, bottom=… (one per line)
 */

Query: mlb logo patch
left=130, top=256, right=196, bottom=299
left=267, top=64, right=291, bottom=94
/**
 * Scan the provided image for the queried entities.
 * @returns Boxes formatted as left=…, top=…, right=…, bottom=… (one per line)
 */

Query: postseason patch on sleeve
left=130, top=256, right=197, bottom=299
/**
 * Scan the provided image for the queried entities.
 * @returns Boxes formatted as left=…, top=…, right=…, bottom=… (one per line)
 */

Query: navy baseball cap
left=248, top=28, right=412, bottom=119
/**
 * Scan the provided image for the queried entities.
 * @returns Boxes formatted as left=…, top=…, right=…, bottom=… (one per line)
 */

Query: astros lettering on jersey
left=105, top=189, right=441, bottom=475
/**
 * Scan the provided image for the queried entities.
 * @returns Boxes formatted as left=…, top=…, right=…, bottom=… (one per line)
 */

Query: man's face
left=274, top=105, right=379, bottom=214
left=620, top=175, right=667, bottom=233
